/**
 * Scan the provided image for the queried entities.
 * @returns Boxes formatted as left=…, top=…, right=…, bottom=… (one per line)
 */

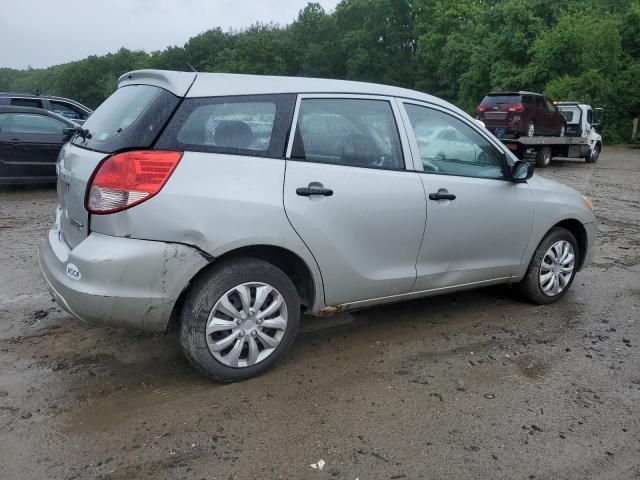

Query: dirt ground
left=1, top=147, right=639, bottom=480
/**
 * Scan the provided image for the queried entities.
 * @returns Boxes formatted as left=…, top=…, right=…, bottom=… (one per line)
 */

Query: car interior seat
left=214, top=120, right=254, bottom=150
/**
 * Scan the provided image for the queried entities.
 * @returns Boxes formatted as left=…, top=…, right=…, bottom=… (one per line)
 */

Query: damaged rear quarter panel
left=89, top=152, right=326, bottom=311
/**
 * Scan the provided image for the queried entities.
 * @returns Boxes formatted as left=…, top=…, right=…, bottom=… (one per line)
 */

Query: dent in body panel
left=88, top=152, right=327, bottom=311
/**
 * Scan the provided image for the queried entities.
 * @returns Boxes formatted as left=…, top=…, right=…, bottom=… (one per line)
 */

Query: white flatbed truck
left=496, top=103, right=603, bottom=168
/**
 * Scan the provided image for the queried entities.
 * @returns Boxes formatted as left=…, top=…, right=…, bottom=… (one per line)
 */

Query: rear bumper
left=38, top=227, right=209, bottom=332
left=482, top=119, right=524, bottom=136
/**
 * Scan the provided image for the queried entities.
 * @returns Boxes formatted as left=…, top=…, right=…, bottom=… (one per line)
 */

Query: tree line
left=1, top=0, right=639, bottom=142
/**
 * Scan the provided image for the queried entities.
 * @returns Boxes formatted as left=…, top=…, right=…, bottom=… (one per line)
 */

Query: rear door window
left=0, top=113, right=65, bottom=134
left=72, top=84, right=179, bottom=153
left=156, top=94, right=295, bottom=158
left=291, top=98, right=404, bottom=170
left=50, top=101, right=87, bottom=120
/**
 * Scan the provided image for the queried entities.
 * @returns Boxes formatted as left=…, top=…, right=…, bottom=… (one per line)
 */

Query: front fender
left=514, top=175, right=597, bottom=280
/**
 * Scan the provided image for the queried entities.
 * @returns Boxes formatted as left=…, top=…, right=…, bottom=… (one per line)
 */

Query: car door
left=0, top=112, right=68, bottom=180
left=399, top=101, right=534, bottom=291
left=546, top=98, right=562, bottom=134
left=283, top=95, right=426, bottom=306
left=533, top=95, right=548, bottom=134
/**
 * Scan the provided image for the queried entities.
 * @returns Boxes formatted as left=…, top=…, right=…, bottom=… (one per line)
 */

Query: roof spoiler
left=118, top=69, right=197, bottom=97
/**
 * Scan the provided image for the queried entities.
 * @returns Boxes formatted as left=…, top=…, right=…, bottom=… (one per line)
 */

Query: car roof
left=557, top=102, right=589, bottom=108
left=486, top=91, right=542, bottom=96
left=118, top=69, right=471, bottom=119
left=0, top=105, right=76, bottom=125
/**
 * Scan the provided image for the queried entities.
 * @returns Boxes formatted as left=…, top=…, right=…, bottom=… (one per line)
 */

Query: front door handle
left=428, top=189, right=456, bottom=201
left=296, top=186, right=334, bottom=197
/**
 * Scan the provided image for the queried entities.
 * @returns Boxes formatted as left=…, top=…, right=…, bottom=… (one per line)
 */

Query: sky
left=0, top=0, right=341, bottom=69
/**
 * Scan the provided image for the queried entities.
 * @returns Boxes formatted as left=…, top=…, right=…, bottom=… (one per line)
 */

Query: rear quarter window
left=156, top=94, right=295, bottom=158
left=72, top=84, right=179, bottom=153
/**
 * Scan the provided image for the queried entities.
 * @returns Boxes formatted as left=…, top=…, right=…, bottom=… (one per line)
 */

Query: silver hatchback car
left=39, top=70, right=597, bottom=381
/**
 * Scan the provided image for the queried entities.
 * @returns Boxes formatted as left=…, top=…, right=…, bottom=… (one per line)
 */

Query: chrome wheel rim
left=592, top=146, right=600, bottom=161
left=539, top=241, right=575, bottom=296
left=560, top=125, right=565, bottom=137
left=206, top=282, right=288, bottom=368
left=527, top=123, right=535, bottom=137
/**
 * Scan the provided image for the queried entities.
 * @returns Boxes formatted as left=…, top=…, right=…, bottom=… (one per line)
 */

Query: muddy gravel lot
left=1, top=147, right=639, bottom=480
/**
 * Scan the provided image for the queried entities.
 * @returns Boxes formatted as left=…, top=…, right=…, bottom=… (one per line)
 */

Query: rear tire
left=585, top=144, right=600, bottom=163
left=515, top=227, right=579, bottom=305
left=535, top=146, right=552, bottom=168
left=178, top=257, right=300, bottom=382
left=526, top=122, right=535, bottom=137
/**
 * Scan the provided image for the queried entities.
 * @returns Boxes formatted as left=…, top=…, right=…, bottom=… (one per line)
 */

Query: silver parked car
left=39, top=70, right=597, bottom=381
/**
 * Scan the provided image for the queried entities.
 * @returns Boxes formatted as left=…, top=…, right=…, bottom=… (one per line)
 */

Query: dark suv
left=476, top=92, right=566, bottom=138
left=0, top=92, right=92, bottom=124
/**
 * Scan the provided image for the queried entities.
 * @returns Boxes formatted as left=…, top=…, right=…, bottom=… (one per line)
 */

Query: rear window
left=10, top=98, right=43, bottom=108
left=481, top=95, right=522, bottom=105
left=72, top=84, right=179, bottom=153
left=560, top=110, right=574, bottom=122
left=156, top=94, right=295, bottom=158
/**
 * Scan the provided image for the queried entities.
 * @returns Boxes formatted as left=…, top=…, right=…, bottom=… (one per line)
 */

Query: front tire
left=178, top=258, right=300, bottom=382
left=516, top=227, right=579, bottom=305
left=586, top=144, right=600, bottom=163
left=535, top=146, right=552, bottom=168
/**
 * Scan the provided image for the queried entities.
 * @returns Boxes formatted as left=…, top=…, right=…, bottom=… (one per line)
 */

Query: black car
left=0, top=92, right=92, bottom=124
left=0, top=106, right=77, bottom=184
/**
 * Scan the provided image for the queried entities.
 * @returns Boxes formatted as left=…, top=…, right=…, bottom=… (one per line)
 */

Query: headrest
left=214, top=120, right=254, bottom=150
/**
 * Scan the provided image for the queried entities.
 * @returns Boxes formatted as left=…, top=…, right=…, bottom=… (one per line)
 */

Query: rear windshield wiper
left=75, top=127, right=92, bottom=140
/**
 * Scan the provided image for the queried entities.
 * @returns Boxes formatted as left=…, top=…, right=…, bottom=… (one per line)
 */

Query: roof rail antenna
left=32, top=89, right=41, bottom=96
left=186, top=62, right=198, bottom=73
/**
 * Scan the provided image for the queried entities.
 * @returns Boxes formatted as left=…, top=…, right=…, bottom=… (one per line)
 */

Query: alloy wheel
left=206, top=282, right=288, bottom=368
left=539, top=240, right=575, bottom=296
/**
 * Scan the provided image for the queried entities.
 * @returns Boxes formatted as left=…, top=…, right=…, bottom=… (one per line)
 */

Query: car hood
left=528, top=173, right=577, bottom=196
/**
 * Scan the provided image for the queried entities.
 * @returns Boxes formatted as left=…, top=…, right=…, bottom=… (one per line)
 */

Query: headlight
left=583, top=195, right=593, bottom=210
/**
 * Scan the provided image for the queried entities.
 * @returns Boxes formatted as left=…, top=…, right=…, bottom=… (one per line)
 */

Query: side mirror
left=511, top=160, right=534, bottom=182
left=592, top=107, right=604, bottom=127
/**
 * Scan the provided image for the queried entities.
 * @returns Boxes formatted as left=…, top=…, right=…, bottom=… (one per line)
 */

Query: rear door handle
left=296, top=186, right=333, bottom=197
left=428, top=189, right=456, bottom=201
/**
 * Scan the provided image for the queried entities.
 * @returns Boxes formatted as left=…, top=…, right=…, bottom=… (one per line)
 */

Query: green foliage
left=2, top=0, right=638, bottom=141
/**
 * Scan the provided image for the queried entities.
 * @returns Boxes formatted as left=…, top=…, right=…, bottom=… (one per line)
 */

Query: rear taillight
left=87, top=150, right=182, bottom=214
left=507, top=104, right=525, bottom=112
